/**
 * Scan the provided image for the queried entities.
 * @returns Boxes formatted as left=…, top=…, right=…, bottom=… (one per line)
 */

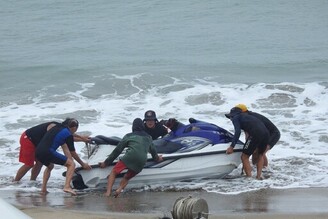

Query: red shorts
left=19, top=132, right=36, bottom=166
left=113, top=160, right=137, bottom=180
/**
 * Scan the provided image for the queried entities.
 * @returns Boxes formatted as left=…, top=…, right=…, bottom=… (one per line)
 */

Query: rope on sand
left=171, top=196, right=209, bottom=219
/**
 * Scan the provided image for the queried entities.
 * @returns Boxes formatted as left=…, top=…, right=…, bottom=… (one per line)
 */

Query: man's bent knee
left=65, top=159, right=75, bottom=168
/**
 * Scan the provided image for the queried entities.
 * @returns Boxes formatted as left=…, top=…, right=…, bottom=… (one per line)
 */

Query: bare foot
left=114, top=190, right=121, bottom=198
left=63, top=188, right=77, bottom=196
left=40, top=190, right=49, bottom=195
left=256, top=176, right=264, bottom=180
left=103, top=192, right=111, bottom=197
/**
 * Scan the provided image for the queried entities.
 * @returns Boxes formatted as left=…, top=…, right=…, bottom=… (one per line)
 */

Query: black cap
left=132, top=118, right=144, bottom=132
left=225, top=107, right=242, bottom=119
left=144, top=110, right=157, bottom=121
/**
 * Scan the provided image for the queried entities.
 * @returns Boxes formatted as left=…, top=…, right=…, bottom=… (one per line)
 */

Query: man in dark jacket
left=235, top=104, right=280, bottom=167
left=99, top=118, right=163, bottom=197
left=225, top=107, right=269, bottom=179
left=143, top=110, right=168, bottom=140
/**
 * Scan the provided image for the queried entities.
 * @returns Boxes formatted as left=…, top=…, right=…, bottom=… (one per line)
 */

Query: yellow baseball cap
left=235, top=104, right=248, bottom=112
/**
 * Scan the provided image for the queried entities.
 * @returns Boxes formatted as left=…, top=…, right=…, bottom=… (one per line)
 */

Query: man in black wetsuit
left=36, top=119, right=91, bottom=195
left=235, top=104, right=280, bottom=167
left=225, top=107, right=269, bottom=179
left=143, top=110, right=168, bottom=140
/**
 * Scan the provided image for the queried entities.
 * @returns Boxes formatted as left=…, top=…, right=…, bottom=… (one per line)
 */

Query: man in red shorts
left=99, top=118, right=163, bottom=197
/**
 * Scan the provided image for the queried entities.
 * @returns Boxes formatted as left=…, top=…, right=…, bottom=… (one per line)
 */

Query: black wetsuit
left=144, top=122, right=168, bottom=140
left=231, top=113, right=269, bottom=155
left=25, top=121, right=59, bottom=146
left=247, top=111, right=280, bottom=149
left=36, top=124, right=75, bottom=166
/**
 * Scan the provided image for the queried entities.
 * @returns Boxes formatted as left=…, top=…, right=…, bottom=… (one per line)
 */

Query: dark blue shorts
left=37, top=151, right=67, bottom=167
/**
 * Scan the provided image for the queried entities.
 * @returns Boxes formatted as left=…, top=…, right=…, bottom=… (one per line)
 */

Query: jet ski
left=70, top=118, right=244, bottom=190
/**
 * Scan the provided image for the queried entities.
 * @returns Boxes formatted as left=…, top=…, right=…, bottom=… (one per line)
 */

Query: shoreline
left=1, top=187, right=328, bottom=219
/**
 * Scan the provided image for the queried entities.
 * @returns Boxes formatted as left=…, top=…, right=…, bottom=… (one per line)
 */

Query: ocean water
left=0, top=1, right=328, bottom=195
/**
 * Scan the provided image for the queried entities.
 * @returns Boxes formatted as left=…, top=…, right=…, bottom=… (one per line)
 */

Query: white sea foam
left=0, top=81, right=327, bottom=194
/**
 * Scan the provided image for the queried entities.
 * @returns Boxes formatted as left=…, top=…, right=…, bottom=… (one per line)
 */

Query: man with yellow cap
left=235, top=104, right=280, bottom=168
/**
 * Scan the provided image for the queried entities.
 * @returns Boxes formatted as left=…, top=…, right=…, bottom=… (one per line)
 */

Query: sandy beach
left=18, top=208, right=328, bottom=219
left=1, top=187, right=328, bottom=219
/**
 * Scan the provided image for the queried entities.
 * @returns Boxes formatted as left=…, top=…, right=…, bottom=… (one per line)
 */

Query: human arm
left=73, top=133, right=90, bottom=143
left=230, top=118, right=241, bottom=148
left=70, top=151, right=91, bottom=170
left=61, top=143, right=73, bottom=159
left=99, top=137, right=127, bottom=168
left=149, top=142, right=163, bottom=162
left=156, top=154, right=163, bottom=162
left=226, top=146, right=234, bottom=154
left=65, top=135, right=91, bottom=170
left=157, top=122, right=169, bottom=138
left=226, top=118, right=241, bottom=154
left=159, top=119, right=172, bottom=133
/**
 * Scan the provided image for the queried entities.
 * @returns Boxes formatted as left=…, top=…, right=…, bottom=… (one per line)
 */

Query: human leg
left=14, top=132, right=36, bottom=181
left=114, top=176, right=129, bottom=198
left=104, top=160, right=128, bottom=197
left=104, top=170, right=117, bottom=197
left=30, top=160, right=43, bottom=180
left=41, top=163, right=53, bottom=194
left=14, top=165, right=32, bottom=182
left=241, top=153, right=252, bottom=177
left=251, top=149, right=259, bottom=165
left=263, top=154, right=268, bottom=167
left=263, top=145, right=270, bottom=167
left=255, top=134, right=269, bottom=179
left=114, top=170, right=137, bottom=197
left=45, top=149, right=76, bottom=195
left=63, top=158, right=76, bottom=195
left=256, top=154, right=264, bottom=179
left=241, top=137, right=254, bottom=177
left=264, top=130, right=280, bottom=167
left=252, top=145, right=270, bottom=167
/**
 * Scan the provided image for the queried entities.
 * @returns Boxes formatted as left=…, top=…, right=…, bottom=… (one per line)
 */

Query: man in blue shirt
left=36, top=119, right=91, bottom=195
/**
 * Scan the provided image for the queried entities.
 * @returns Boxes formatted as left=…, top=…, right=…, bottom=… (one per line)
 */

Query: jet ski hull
left=69, top=119, right=244, bottom=190
left=72, top=142, right=243, bottom=189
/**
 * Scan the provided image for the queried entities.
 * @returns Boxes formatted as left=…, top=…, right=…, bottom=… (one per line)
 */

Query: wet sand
left=1, top=187, right=328, bottom=219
